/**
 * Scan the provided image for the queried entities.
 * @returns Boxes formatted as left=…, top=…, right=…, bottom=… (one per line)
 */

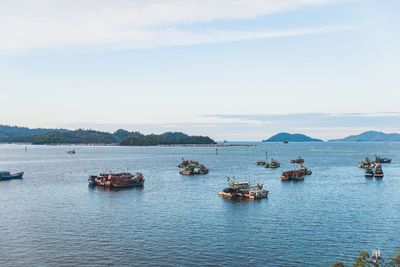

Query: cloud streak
left=0, top=0, right=356, bottom=52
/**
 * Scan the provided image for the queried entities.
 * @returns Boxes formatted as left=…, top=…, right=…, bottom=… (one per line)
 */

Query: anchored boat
left=358, top=157, right=373, bottom=168
left=290, top=157, right=304, bottom=164
left=265, top=158, right=280, bottom=168
left=0, top=171, right=24, bottom=181
left=89, top=172, right=144, bottom=187
left=374, top=165, right=384, bottom=178
left=257, top=152, right=280, bottom=168
left=365, top=167, right=374, bottom=178
left=218, top=177, right=268, bottom=199
left=375, top=155, right=392, bottom=164
left=178, top=159, right=208, bottom=175
left=280, top=170, right=305, bottom=181
left=256, top=160, right=266, bottom=166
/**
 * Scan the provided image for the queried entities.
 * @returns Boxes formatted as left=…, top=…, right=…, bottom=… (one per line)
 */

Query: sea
left=0, top=142, right=399, bottom=266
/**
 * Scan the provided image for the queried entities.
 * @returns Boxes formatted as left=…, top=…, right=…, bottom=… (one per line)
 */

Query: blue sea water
left=0, top=142, right=399, bottom=266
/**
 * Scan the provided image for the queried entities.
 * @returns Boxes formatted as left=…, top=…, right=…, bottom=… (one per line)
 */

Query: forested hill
left=329, top=131, right=400, bottom=142
left=0, top=125, right=68, bottom=138
left=263, top=133, right=323, bottom=142
left=119, top=132, right=216, bottom=146
left=0, top=125, right=216, bottom=145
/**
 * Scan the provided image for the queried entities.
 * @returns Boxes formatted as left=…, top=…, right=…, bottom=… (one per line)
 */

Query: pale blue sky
left=0, top=0, right=399, bottom=140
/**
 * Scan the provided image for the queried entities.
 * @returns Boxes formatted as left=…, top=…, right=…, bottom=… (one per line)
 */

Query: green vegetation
left=0, top=125, right=216, bottom=145
left=119, top=132, right=216, bottom=146
left=31, top=129, right=117, bottom=144
left=332, top=249, right=400, bottom=267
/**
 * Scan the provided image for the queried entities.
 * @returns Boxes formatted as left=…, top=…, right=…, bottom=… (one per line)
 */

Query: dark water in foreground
left=0, top=143, right=399, bottom=266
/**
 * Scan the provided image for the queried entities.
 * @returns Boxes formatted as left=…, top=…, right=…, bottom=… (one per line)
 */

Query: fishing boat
left=265, top=158, right=280, bottom=168
left=365, top=167, right=374, bottom=178
left=107, top=173, right=144, bottom=187
left=88, top=172, right=144, bottom=187
left=0, top=171, right=24, bottom=181
left=67, top=149, right=76, bottom=154
left=299, top=163, right=312, bottom=175
left=280, top=170, right=305, bottom=181
left=358, top=157, right=372, bottom=168
left=290, top=172, right=305, bottom=181
left=283, top=141, right=289, bottom=144
left=375, top=155, right=392, bottom=164
left=290, top=157, right=304, bottom=164
left=177, top=158, right=198, bottom=168
left=258, top=152, right=280, bottom=168
left=179, top=163, right=209, bottom=175
left=374, top=165, right=384, bottom=178
left=256, top=160, right=266, bottom=166
left=218, top=177, right=268, bottom=199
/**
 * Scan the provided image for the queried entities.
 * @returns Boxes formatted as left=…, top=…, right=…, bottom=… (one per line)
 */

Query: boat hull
left=0, top=172, right=24, bottom=180
left=111, top=182, right=144, bottom=187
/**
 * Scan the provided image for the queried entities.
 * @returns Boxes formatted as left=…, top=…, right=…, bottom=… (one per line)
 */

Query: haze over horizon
left=1, top=0, right=399, bottom=140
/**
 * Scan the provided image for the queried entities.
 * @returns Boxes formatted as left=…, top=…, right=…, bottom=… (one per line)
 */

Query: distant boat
left=375, top=155, right=391, bottom=163
left=374, top=165, right=384, bottom=178
left=0, top=171, right=24, bottom=181
left=67, top=149, right=76, bottom=154
left=290, top=157, right=304, bottom=164
left=365, top=167, right=374, bottom=178
left=283, top=141, right=288, bottom=144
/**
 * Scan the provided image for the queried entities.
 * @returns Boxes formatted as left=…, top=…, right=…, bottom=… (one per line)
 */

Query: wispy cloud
left=0, top=0, right=356, bottom=52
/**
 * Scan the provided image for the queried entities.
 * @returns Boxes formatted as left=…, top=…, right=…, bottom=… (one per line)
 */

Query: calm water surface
left=0, top=143, right=399, bottom=266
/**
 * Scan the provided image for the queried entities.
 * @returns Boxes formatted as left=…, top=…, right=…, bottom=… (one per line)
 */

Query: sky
left=0, top=0, right=399, bottom=141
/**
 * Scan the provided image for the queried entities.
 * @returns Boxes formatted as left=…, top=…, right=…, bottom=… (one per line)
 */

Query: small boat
left=290, top=157, right=304, bottom=164
left=89, top=172, right=145, bottom=187
left=283, top=141, right=288, bottom=144
left=290, top=172, right=305, bottom=181
left=299, top=163, right=312, bottom=175
left=365, top=167, right=374, bottom=178
left=108, top=173, right=144, bottom=187
left=177, top=158, right=198, bottom=168
left=375, top=155, right=392, bottom=164
left=67, top=150, right=76, bottom=154
left=256, top=160, right=266, bottom=166
left=280, top=170, right=305, bottom=181
left=179, top=160, right=208, bottom=175
left=0, top=171, right=24, bottom=181
left=374, top=165, right=384, bottom=178
left=265, top=158, right=280, bottom=168
left=180, top=164, right=209, bottom=175
left=358, top=157, right=372, bottom=168
left=218, top=177, right=268, bottom=199
left=258, top=152, right=280, bottom=168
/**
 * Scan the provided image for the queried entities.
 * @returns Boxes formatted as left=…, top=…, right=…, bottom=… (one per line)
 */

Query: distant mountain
left=263, top=133, right=323, bottom=142
left=329, top=131, right=400, bottom=142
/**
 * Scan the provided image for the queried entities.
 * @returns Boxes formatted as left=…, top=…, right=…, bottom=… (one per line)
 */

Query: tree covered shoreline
left=0, top=125, right=216, bottom=146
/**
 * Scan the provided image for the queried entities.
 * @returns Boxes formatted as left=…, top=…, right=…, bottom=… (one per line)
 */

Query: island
left=328, top=131, right=400, bottom=142
left=0, top=125, right=216, bottom=146
left=262, top=132, right=324, bottom=142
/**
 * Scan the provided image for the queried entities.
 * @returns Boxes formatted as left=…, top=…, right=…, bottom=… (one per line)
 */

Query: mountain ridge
left=329, top=131, right=400, bottom=142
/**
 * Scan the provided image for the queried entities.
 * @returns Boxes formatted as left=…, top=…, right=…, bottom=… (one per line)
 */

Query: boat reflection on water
left=88, top=183, right=144, bottom=192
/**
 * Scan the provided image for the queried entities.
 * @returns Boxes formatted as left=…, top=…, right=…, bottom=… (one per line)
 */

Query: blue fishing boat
left=0, top=171, right=24, bottom=181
